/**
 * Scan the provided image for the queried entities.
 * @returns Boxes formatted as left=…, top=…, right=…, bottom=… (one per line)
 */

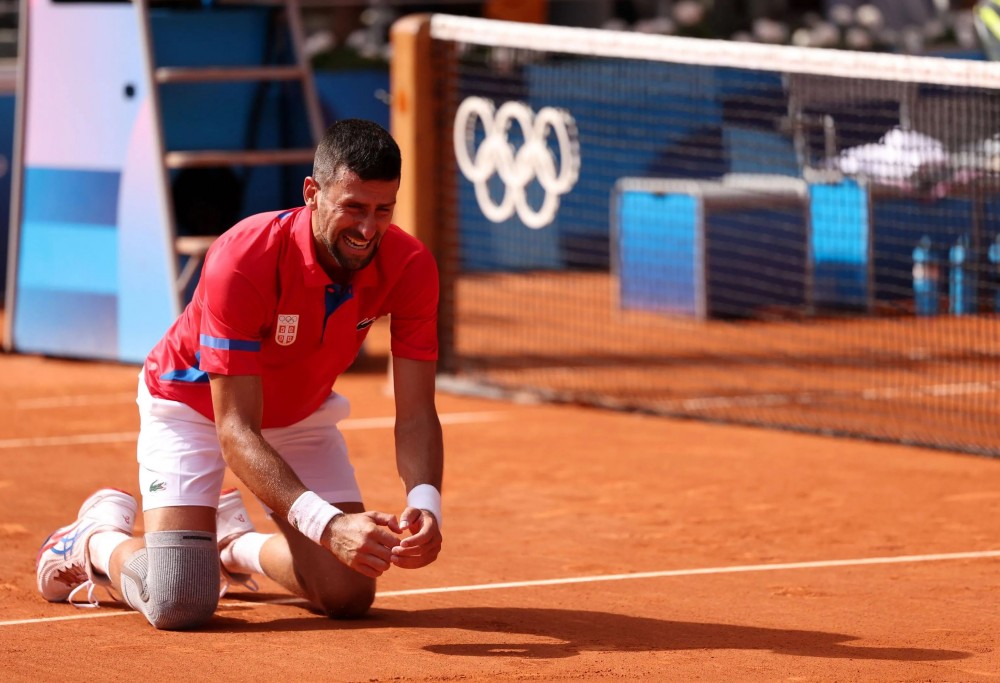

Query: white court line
left=2, top=549, right=997, bottom=628
left=0, top=432, right=140, bottom=449
left=15, top=381, right=999, bottom=421
left=674, top=380, right=1000, bottom=413
left=344, top=412, right=508, bottom=430
left=0, top=412, right=508, bottom=450
left=16, top=393, right=137, bottom=409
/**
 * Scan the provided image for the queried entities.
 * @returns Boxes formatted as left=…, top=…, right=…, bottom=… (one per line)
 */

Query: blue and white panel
left=10, top=0, right=176, bottom=362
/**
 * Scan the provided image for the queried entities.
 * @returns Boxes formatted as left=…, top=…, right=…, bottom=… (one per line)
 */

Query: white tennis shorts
left=135, top=372, right=362, bottom=512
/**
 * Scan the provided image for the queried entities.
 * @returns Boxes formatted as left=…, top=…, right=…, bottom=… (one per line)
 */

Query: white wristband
left=406, top=484, right=442, bottom=528
left=287, top=491, right=343, bottom=545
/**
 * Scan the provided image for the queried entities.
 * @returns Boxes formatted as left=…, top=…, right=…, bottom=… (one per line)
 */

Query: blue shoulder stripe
left=160, top=368, right=210, bottom=383
left=199, top=334, right=261, bottom=352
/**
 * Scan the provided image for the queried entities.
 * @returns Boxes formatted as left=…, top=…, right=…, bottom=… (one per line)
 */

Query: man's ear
left=303, top=176, right=319, bottom=210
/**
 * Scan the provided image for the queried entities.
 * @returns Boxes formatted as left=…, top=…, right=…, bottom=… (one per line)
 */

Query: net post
left=390, top=14, right=436, bottom=250
left=390, top=14, right=455, bottom=374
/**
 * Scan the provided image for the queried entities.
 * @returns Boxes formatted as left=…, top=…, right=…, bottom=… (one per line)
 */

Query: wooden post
left=390, top=14, right=437, bottom=252
left=390, top=14, right=456, bottom=374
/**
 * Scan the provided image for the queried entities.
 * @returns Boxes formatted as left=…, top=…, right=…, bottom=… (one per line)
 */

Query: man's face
left=304, top=169, right=399, bottom=272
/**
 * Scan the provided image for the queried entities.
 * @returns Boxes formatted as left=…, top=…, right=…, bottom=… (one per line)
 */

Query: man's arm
left=210, top=373, right=401, bottom=577
left=389, top=356, right=444, bottom=569
left=210, top=373, right=306, bottom=513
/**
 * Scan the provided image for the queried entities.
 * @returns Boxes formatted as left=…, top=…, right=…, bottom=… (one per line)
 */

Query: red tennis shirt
left=143, top=206, right=439, bottom=428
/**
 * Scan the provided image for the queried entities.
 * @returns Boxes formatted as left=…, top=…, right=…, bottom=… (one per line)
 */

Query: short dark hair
left=313, top=119, right=401, bottom=185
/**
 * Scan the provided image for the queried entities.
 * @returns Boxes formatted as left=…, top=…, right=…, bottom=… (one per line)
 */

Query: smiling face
left=303, top=168, right=399, bottom=276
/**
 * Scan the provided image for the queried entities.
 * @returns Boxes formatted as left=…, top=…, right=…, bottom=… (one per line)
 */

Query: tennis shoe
left=217, top=488, right=260, bottom=596
left=36, top=488, right=137, bottom=606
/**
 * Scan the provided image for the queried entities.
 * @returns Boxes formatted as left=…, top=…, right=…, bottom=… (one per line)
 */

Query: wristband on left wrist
left=406, top=484, right=442, bottom=528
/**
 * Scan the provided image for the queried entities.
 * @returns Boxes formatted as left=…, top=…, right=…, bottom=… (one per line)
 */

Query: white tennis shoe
left=217, top=488, right=260, bottom=596
left=36, top=488, right=137, bottom=606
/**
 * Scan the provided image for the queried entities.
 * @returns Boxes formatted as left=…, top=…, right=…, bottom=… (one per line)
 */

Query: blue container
left=988, top=235, right=1000, bottom=312
left=949, top=234, right=975, bottom=315
left=912, top=236, right=939, bottom=316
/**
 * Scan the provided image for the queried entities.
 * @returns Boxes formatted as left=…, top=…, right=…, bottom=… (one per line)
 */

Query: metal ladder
left=134, top=0, right=325, bottom=298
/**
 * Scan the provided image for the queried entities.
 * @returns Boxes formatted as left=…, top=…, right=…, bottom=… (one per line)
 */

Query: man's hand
left=323, top=511, right=401, bottom=578
left=390, top=507, right=442, bottom=569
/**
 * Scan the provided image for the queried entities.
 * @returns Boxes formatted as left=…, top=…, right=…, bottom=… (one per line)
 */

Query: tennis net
left=390, top=14, right=1000, bottom=456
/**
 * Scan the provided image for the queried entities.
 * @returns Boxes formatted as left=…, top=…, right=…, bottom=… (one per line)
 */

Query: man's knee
left=314, top=582, right=375, bottom=620
left=120, top=531, right=220, bottom=630
left=136, top=582, right=218, bottom=631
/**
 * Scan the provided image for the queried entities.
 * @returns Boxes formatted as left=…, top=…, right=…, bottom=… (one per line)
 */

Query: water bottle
left=949, top=235, right=975, bottom=316
left=988, top=235, right=1000, bottom=313
left=912, top=236, right=938, bottom=316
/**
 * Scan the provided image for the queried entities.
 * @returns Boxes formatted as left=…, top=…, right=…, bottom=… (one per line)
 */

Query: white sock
left=88, top=531, right=131, bottom=577
left=220, top=532, right=270, bottom=576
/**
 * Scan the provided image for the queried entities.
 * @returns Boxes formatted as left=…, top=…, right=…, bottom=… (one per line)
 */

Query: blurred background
left=0, top=0, right=1000, bottom=357
left=5, top=0, right=1000, bottom=453
left=0, top=1, right=993, bottom=301
left=296, top=0, right=984, bottom=63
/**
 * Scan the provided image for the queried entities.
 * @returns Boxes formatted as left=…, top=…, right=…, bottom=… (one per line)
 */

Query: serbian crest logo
left=275, top=314, right=299, bottom=346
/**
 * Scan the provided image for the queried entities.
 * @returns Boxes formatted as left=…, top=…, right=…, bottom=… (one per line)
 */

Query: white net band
left=430, top=14, right=1000, bottom=89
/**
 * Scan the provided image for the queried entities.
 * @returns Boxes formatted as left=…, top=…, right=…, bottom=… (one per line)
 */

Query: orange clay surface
left=1, top=344, right=999, bottom=682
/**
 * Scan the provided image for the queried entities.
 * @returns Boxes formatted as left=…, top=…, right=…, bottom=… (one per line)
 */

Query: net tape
left=430, top=15, right=1000, bottom=89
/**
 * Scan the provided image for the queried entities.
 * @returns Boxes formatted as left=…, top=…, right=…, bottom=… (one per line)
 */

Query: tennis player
left=35, top=119, right=444, bottom=629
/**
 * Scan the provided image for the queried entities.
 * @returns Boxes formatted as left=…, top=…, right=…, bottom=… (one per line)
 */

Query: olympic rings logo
left=454, top=97, right=580, bottom=230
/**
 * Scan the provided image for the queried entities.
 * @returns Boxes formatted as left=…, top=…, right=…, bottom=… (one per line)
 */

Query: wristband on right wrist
left=287, top=491, right=343, bottom=545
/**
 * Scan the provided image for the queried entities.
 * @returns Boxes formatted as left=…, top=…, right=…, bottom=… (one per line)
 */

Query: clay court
left=1, top=317, right=999, bottom=682
left=3, top=2, right=1000, bottom=679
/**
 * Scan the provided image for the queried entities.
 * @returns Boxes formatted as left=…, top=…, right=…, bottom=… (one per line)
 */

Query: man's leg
left=265, top=502, right=376, bottom=618
left=219, top=494, right=376, bottom=619
left=36, top=495, right=221, bottom=631
left=108, top=371, right=228, bottom=629
left=107, top=506, right=220, bottom=631
left=239, top=393, right=375, bottom=618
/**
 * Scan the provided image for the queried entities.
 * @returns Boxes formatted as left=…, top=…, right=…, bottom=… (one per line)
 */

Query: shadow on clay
left=206, top=599, right=970, bottom=662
